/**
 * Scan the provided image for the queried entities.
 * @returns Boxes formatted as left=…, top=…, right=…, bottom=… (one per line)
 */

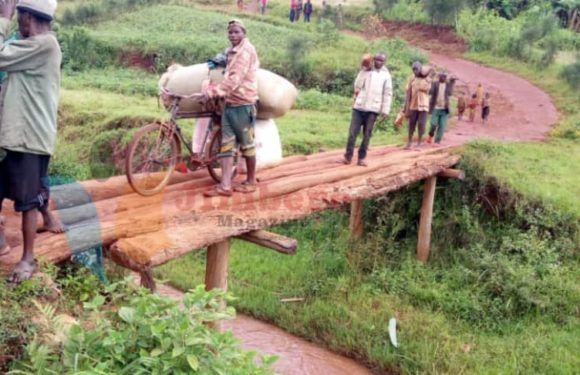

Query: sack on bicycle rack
left=160, top=63, right=298, bottom=119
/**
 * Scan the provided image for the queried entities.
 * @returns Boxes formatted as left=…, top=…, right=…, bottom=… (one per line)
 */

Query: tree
left=373, top=0, right=399, bottom=14
left=553, top=0, right=580, bottom=31
left=423, top=0, right=466, bottom=25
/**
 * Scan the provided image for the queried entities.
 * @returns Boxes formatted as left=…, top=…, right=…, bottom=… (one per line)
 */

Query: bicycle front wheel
left=126, top=122, right=181, bottom=196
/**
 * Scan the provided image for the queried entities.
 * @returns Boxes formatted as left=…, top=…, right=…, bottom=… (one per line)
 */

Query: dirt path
left=376, top=21, right=559, bottom=145
left=429, top=52, right=559, bottom=145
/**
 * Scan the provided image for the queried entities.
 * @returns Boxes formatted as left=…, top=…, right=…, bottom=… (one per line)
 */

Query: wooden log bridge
left=0, top=145, right=462, bottom=290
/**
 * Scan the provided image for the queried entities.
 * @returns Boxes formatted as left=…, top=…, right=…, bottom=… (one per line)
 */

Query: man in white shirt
left=343, top=53, right=392, bottom=166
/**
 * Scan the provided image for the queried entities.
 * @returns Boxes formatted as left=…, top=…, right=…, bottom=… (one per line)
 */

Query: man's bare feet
left=37, top=209, right=66, bottom=234
left=8, top=259, right=38, bottom=284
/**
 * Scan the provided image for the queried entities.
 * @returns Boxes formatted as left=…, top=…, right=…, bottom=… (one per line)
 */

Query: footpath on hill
left=379, top=20, right=559, bottom=145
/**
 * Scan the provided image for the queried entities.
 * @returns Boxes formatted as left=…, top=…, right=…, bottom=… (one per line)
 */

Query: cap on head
left=17, top=0, right=57, bottom=21
left=228, top=18, right=247, bottom=33
left=439, top=70, right=448, bottom=77
left=412, top=61, right=422, bottom=71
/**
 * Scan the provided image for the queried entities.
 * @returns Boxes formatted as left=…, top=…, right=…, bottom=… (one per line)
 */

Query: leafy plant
left=560, top=54, right=580, bottom=89
left=11, top=284, right=275, bottom=374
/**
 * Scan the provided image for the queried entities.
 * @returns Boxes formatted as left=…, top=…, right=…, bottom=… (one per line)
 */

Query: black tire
left=126, top=122, right=181, bottom=196
left=206, top=129, right=239, bottom=183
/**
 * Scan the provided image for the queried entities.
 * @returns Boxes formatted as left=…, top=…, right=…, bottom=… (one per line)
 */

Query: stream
left=156, top=283, right=374, bottom=375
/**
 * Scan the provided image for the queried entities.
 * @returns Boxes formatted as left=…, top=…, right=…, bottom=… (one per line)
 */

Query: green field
left=6, top=0, right=580, bottom=373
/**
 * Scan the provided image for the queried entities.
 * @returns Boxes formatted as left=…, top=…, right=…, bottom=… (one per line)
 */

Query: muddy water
left=157, top=284, right=374, bottom=375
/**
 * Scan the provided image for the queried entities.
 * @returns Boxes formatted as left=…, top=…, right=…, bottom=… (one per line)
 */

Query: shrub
left=12, top=284, right=275, bottom=374
left=560, top=54, right=580, bottom=90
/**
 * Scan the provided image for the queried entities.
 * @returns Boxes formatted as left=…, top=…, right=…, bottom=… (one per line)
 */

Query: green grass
left=463, top=140, right=580, bottom=218
left=156, top=200, right=580, bottom=373
left=460, top=52, right=580, bottom=218
left=43, top=2, right=580, bottom=374
left=61, top=4, right=423, bottom=95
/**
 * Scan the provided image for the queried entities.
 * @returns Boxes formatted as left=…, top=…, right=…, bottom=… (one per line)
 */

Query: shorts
left=0, top=149, right=50, bottom=212
left=220, top=104, right=256, bottom=158
left=482, top=106, right=490, bottom=119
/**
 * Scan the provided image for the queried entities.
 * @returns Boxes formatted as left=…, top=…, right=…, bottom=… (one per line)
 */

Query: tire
left=206, top=129, right=239, bottom=183
left=126, top=122, right=181, bottom=196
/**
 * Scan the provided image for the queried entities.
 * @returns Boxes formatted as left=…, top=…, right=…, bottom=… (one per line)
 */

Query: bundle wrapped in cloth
left=159, top=63, right=298, bottom=119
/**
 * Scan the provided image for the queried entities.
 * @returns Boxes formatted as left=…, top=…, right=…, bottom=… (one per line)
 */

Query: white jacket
left=353, top=67, right=392, bottom=116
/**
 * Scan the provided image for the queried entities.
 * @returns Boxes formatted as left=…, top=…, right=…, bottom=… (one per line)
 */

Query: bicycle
left=125, top=90, right=239, bottom=196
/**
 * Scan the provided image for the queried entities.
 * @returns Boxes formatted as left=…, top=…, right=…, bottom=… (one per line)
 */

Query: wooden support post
left=238, top=230, right=297, bottom=255
left=205, top=239, right=230, bottom=292
left=417, top=176, right=437, bottom=263
left=438, top=168, right=465, bottom=180
left=349, top=199, right=364, bottom=240
left=205, top=239, right=230, bottom=330
left=139, top=269, right=156, bottom=291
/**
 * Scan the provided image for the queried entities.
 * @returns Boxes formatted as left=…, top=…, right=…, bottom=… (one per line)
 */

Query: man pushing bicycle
left=201, top=19, right=260, bottom=197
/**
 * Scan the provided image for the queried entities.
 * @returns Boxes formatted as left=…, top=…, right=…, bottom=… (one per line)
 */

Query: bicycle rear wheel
left=126, top=122, right=181, bottom=196
left=206, top=129, right=239, bottom=183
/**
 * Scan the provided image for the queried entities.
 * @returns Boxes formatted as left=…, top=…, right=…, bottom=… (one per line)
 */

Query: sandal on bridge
left=233, top=183, right=257, bottom=193
left=203, top=186, right=233, bottom=197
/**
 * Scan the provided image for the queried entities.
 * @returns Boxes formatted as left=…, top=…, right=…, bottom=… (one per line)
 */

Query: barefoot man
left=203, top=19, right=259, bottom=196
left=0, top=0, right=63, bottom=282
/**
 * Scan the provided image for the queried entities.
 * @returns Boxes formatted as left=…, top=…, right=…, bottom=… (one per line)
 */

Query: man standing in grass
left=343, top=52, right=392, bottom=167
left=203, top=19, right=260, bottom=197
left=303, top=0, right=313, bottom=22
left=0, top=0, right=62, bottom=282
left=426, top=71, right=456, bottom=145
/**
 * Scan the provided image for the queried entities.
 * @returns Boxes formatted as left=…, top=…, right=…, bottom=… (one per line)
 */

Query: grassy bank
left=29, top=1, right=580, bottom=373
left=459, top=52, right=580, bottom=217
left=156, top=160, right=579, bottom=372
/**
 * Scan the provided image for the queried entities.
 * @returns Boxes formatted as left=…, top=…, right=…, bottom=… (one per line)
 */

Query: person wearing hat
left=202, top=19, right=260, bottom=197
left=403, top=61, right=432, bottom=149
left=0, top=0, right=62, bottom=283
left=426, top=71, right=456, bottom=145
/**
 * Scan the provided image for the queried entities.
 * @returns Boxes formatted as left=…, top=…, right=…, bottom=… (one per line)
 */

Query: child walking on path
left=457, top=93, right=466, bottom=121
left=481, top=92, right=491, bottom=124
left=467, top=94, right=478, bottom=122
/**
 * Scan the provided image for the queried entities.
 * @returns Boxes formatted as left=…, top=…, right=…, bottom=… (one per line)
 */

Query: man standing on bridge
left=202, top=19, right=260, bottom=197
left=404, top=61, right=432, bottom=149
left=0, top=0, right=62, bottom=282
left=343, top=53, right=392, bottom=167
left=426, top=71, right=456, bottom=145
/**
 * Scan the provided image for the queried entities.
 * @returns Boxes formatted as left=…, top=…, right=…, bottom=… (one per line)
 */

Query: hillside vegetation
left=3, top=0, right=579, bottom=373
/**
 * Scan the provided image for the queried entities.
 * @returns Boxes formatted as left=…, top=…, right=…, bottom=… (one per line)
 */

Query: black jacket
left=429, top=79, right=456, bottom=113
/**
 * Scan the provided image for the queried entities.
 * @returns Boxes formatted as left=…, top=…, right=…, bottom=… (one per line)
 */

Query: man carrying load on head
left=343, top=52, right=392, bottom=167
left=202, top=19, right=260, bottom=197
